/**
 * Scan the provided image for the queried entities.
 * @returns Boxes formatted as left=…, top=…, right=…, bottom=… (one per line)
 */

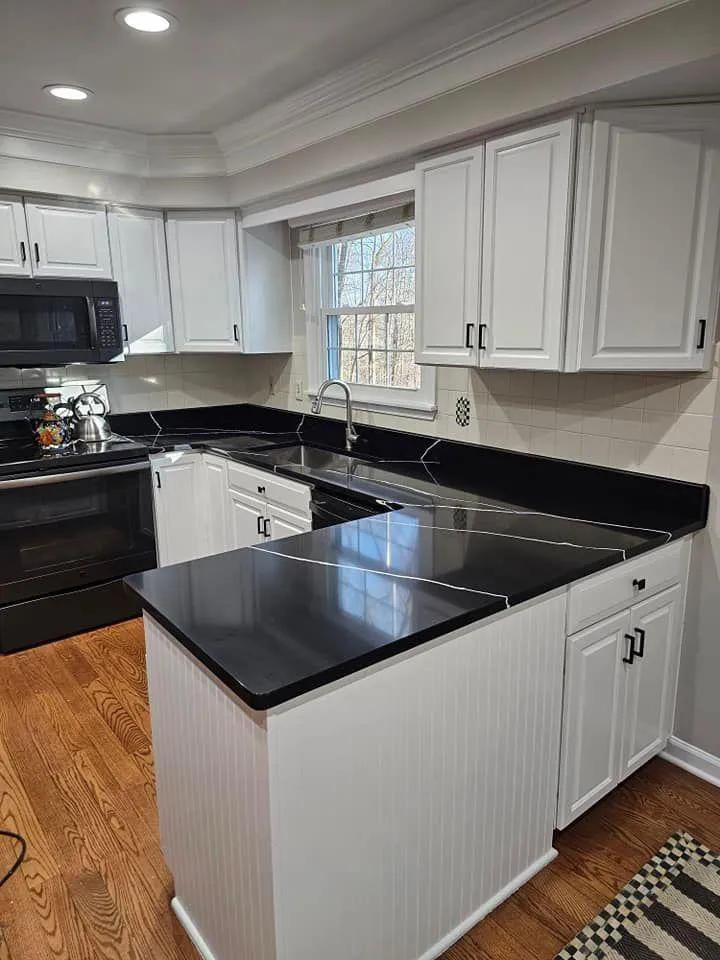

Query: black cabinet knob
left=632, top=577, right=646, bottom=591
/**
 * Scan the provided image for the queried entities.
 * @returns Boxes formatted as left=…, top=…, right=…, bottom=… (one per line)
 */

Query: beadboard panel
left=266, top=592, right=567, bottom=960
left=144, top=615, right=276, bottom=960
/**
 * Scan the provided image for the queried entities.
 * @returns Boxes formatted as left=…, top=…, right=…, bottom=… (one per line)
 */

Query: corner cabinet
left=0, top=196, right=31, bottom=276
left=480, top=119, right=575, bottom=370
left=415, top=147, right=483, bottom=366
left=23, top=200, right=112, bottom=279
left=150, top=453, right=203, bottom=567
left=108, top=208, right=174, bottom=355
left=568, top=106, right=720, bottom=371
left=165, top=211, right=243, bottom=353
left=557, top=540, right=689, bottom=829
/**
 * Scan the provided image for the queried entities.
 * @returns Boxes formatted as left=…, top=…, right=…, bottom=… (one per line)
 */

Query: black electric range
left=0, top=431, right=155, bottom=653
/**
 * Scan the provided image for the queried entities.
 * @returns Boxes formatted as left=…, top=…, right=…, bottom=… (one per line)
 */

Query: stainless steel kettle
left=72, top=392, right=112, bottom=443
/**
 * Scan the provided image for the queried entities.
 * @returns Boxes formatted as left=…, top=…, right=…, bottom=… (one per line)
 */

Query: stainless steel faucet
left=311, top=379, right=359, bottom=452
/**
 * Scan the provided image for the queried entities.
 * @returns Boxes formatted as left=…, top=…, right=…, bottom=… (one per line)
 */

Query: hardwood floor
left=0, top=620, right=719, bottom=959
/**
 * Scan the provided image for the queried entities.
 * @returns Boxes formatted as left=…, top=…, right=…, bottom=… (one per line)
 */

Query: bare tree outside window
left=324, top=225, right=419, bottom=390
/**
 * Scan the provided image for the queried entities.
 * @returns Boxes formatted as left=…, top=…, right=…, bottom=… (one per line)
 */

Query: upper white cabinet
left=24, top=201, right=112, bottom=278
left=415, top=147, right=483, bottom=366
left=0, top=196, right=31, bottom=276
left=108, top=208, right=174, bottom=355
left=480, top=119, right=575, bottom=370
left=166, top=211, right=243, bottom=353
left=569, top=106, right=720, bottom=371
left=237, top=221, right=292, bottom=354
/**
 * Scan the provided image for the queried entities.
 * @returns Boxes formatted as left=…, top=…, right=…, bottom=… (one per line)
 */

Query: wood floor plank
left=1, top=620, right=720, bottom=960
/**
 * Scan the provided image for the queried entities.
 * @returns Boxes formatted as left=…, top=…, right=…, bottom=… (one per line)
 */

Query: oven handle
left=0, top=461, right=150, bottom=489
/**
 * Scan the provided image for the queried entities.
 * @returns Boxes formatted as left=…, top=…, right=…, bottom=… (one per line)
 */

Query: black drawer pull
left=479, top=323, right=487, bottom=351
left=257, top=515, right=264, bottom=536
left=465, top=323, right=474, bottom=349
left=633, top=627, right=646, bottom=658
left=623, top=634, right=635, bottom=665
left=19, top=241, right=26, bottom=263
left=263, top=517, right=271, bottom=538
left=257, top=485, right=265, bottom=494
left=633, top=577, right=646, bottom=591
left=155, top=471, right=161, bottom=489
left=34, top=242, right=40, bottom=265
left=697, top=317, right=707, bottom=350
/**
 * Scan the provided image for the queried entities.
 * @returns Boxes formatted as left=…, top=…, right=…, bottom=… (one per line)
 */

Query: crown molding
left=0, top=0, right=693, bottom=188
left=215, top=0, right=689, bottom=175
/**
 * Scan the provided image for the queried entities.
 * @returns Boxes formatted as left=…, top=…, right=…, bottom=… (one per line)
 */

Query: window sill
left=306, top=391, right=437, bottom=421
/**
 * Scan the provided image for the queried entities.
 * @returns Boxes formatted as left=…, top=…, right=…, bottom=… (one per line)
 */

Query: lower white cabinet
left=557, top=581, right=685, bottom=829
left=151, top=453, right=203, bottom=567
left=152, top=452, right=312, bottom=564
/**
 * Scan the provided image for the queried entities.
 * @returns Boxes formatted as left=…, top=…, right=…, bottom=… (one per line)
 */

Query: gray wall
left=675, top=370, right=720, bottom=756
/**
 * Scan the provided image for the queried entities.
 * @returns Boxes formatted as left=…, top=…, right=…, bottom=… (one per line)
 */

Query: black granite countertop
left=123, top=403, right=709, bottom=711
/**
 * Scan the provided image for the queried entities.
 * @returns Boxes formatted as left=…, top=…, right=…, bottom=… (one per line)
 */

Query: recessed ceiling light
left=115, top=7, right=176, bottom=32
left=44, top=85, right=92, bottom=101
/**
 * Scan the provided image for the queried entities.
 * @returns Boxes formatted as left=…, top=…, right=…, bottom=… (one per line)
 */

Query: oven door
left=0, top=461, right=157, bottom=605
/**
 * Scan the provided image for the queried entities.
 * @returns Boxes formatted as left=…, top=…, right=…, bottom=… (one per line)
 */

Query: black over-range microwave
left=0, top=277, right=124, bottom=367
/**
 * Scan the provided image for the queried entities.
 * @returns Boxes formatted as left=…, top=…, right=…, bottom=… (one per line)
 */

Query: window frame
left=303, top=226, right=436, bottom=418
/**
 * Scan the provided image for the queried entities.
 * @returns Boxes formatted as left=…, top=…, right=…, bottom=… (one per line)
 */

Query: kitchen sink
left=243, top=442, right=375, bottom=473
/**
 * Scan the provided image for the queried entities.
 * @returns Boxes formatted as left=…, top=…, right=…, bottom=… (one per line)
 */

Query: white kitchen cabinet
left=568, top=106, right=720, bottom=371
left=480, top=119, right=575, bottom=370
left=237, top=220, right=292, bottom=354
left=415, top=147, right=483, bottom=366
left=166, top=211, right=243, bottom=353
left=267, top=503, right=312, bottom=541
left=0, top=196, right=31, bottom=276
left=108, top=208, right=174, bottom=354
left=151, top=453, right=202, bottom=567
left=557, top=544, right=688, bottom=829
left=229, top=489, right=266, bottom=549
left=620, top=585, right=682, bottom=780
left=200, top=455, right=230, bottom=557
left=24, top=200, right=112, bottom=278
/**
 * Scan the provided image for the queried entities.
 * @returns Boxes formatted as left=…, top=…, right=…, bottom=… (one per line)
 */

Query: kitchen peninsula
left=125, top=409, right=708, bottom=960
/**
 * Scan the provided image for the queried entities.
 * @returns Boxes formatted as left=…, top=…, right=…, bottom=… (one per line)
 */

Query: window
left=303, top=219, right=435, bottom=415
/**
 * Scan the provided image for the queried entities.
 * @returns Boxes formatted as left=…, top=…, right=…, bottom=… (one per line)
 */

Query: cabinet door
left=557, top=611, right=629, bottom=829
left=481, top=119, right=574, bottom=370
left=228, top=490, right=266, bottom=550
left=200, top=455, right=229, bottom=558
left=267, top=503, right=312, bottom=542
left=573, top=106, right=720, bottom=371
left=24, top=201, right=112, bottom=278
left=152, top=455, right=201, bottom=567
left=108, top=208, right=174, bottom=354
left=415, top=147, right=483, bottom=366
left=166, top=212, right=242, bottom=352
left=238, top=221, right=292, bottom=353
left=620, top=585, right=682, bottom=781
left=0, top=197, right=31, bottom=276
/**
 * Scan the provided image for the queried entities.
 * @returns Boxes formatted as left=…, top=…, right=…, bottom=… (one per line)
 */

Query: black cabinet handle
left=633, top=577, right=646, bottom=591
left=479, top=323, right=487, bottom=351
left=257, top=485, right=265, bottom=494
left=623, top=634, right=635, bottom=665
left=155, top=471, right=161, bottom=489
left=257, top=515, right=264, bottom=536
left=263, top=517, right=271, bottom=538
left=465, top=323, right=474, bottom=349
left=33, top=242, right=40, bottom=265
left=19, top=241, right=26, bottom=264
left=122, top=323, right=129, bottom=343
left=633, top=627, right=646, bottom=658
left=233, top=324, right=240, bottom=342
left=697, top=318, right=707, bottom=350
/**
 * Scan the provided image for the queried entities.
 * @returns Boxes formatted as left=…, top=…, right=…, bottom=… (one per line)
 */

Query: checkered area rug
left=555, top=832, right=720, bottom=959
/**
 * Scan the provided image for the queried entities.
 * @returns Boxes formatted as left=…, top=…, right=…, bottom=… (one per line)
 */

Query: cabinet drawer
left=226, top=461, right=311, bottom=517
left=567, top=538, right=689, bottom=635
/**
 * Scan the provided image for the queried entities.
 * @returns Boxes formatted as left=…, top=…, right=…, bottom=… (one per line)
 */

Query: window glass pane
left=356, top=350, right=371, bottom=383
left=393, top=226, right=415, bottom=267
left=394, top=267, right=415, bottom=305
left=366, top=269, right=393, bottom=305
left=388, top=313, right=415, bottom=352
left=337, top=271, right=363, bottom=308
left=391, top=352, right=421, bottom=390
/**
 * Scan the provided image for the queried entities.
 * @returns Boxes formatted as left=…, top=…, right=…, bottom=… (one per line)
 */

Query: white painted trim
left=661, top=736, right=720, bottom=789
left=241, top=172, right=414, bottom=227
left=417, top=849, right=558, bottom=960
left=171, top=897, right=217, bottom=960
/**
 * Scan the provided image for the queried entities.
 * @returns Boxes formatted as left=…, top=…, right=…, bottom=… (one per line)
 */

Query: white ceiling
left=0, top=0, right=543, bottom=135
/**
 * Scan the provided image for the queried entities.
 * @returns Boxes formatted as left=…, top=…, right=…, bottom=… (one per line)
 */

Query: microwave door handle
left=85, top=297, right=99, bottom=348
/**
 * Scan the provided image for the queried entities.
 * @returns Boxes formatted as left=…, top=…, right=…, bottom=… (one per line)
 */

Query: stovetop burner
left=0, top=435, right=149, bottom=477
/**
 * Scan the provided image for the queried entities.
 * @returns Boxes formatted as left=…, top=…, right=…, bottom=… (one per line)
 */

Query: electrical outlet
left=295, top=380, right=304, bottom=401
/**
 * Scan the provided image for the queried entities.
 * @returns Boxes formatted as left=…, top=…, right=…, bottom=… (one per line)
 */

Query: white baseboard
left=418, top=848, right=558, bottom=960
left=171, top=897, right=216, bottom=960
left=661, top=736, right=720, bottom=789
